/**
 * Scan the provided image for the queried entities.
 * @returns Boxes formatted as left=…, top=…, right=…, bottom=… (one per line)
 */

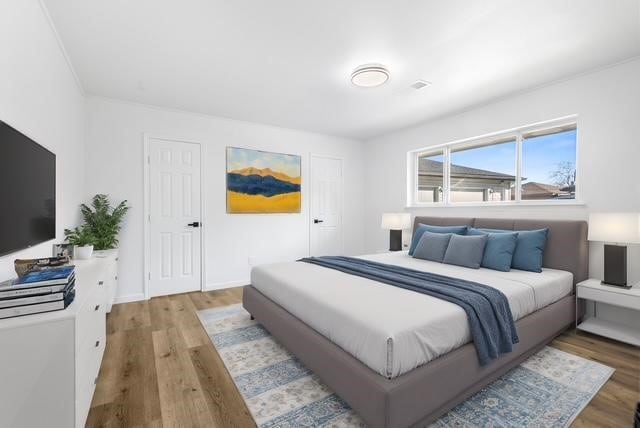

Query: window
left=416, top=151, right=444, bottom=203
left=450, top=139, right=516, bottom=203
left=408, top=118, right=578, bottom=206
left=521, top=125, right=577, bottom=200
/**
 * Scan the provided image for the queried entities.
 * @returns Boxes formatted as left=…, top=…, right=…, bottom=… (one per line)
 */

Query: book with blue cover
left=2, top=266, right=76, bottom=290
left=0, top=281, right=75, bottom=309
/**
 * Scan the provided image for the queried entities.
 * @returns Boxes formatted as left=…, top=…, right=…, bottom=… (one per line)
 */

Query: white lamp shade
left=588, top=212, right=640, bottom=244
left=381, top=213, right=411, bottom=230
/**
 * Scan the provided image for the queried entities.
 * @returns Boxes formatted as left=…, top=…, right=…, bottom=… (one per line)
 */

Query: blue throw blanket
left=298, top=256, right=519, bottom=366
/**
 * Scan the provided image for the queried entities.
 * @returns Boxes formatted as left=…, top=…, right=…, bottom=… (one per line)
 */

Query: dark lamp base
left=389, top=229, right=402, bottom=252
left=603, top=244, right=628, bottom=288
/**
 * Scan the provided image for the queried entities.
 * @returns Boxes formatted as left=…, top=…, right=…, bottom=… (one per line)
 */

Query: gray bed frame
left=243, top=217, right=588, bottom=427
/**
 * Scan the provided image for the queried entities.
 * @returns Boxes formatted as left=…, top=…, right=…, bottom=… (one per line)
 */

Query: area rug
left=197, top=304, right=614, bottom=427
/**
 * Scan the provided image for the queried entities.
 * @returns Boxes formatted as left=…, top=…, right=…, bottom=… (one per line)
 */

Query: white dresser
left=0, top=251, right=118, bottom=428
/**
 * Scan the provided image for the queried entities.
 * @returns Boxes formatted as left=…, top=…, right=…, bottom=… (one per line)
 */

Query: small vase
left=74, top=245, right=94, bottom=260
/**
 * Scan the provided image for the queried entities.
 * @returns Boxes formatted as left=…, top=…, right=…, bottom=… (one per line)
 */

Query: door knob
left=313, top=219, right=324, bottom=224
left=187, top=222, right=200, bottom=228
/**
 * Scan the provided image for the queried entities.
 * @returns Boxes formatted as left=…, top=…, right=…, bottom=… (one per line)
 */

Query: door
left=148, top=138, right=202, bottom=297
left=310, top=155, right=343, bottom=256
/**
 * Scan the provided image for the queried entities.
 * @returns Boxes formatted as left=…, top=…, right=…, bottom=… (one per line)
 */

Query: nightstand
left=576, top=278, right=640, bottom=346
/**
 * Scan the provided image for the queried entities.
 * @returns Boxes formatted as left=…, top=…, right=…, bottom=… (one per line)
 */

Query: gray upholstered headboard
left=412, top=216, right=589, bottom=285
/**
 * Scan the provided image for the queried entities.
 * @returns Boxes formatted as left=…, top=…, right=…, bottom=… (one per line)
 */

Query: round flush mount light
left=351, top=64, right=390, bottom=87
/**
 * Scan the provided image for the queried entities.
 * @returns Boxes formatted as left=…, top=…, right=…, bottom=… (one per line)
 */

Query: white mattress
left=250, top=251, right=573, bottom=378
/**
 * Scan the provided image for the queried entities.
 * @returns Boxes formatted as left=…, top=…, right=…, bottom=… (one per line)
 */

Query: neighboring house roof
left=521, top=181, right=571, bottom=197
left=419, top=158, right=516, bottom=180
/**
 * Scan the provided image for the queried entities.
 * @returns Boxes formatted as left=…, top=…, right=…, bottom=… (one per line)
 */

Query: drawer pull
left=94, top=304, right=100, bottom=311
left=94, top=376, right=98, bottom=385
left=95, top=340, right=100, bottom=348
left=98, top=281, right=104, bottom=286
left=115, top=276, right=118, bottom=280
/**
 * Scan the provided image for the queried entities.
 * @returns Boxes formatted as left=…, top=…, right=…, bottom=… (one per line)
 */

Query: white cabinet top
left=0, top=250, right=118, bottom=331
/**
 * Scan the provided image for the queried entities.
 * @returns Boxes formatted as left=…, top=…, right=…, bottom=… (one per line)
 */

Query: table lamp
left=381, top=213, right=411, bottom=251
left=588, top=212, right=640, bottom=288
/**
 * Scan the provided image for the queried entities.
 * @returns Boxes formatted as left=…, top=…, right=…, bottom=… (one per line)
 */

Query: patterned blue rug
left=197, top=304, right=613, bottom=427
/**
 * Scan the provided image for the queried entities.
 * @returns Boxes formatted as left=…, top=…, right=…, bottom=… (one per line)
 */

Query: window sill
left=405, top=200, right=586, bottom=209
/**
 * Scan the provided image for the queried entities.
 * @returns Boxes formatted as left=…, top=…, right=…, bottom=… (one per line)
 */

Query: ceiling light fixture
left=351, top=64, right=389, bottom=87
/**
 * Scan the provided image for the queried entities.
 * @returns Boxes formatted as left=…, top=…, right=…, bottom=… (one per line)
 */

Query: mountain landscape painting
left=226, top=147, right=301, bottom=213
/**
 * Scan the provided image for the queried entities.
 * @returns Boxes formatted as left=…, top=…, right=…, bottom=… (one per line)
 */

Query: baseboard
left=113, top=283, right=247, bottom=302
left=204, top=279, right=249, bottom=291
left=113, top=293, right=146, bottom=304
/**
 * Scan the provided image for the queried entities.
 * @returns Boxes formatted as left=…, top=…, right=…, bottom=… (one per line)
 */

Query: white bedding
left=250, top=251, right=573, bottom=378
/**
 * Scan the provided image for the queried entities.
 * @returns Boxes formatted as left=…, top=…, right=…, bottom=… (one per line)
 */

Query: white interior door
left=310, top=155, right=343, bottom=256
left=148, top=138, right=202, bottom=297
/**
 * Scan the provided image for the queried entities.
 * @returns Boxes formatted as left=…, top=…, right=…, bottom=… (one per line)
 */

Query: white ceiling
left=43, top=0, right=640, bottom=140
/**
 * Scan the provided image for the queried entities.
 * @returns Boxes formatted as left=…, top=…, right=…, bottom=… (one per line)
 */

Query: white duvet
left=250, top=251, right=573, bottom=378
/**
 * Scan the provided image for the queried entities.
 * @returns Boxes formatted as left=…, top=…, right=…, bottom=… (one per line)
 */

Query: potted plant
left=80, top=194, right=130, bottom=251
left=64, top=226, right=96, bottom=259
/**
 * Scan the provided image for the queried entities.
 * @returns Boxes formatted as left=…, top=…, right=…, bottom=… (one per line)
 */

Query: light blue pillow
left=442, top=234, right=488, bottom=269
left=412, top=231, right=452, bottom=263
left=476, top=227, right=549, bottom=273
left=467, top=228, right=518, bottom=272
left=408, top=224, right=468, bottom=256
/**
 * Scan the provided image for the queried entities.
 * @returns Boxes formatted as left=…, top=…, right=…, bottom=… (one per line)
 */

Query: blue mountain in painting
left=227, top=173, right=300, bottom=197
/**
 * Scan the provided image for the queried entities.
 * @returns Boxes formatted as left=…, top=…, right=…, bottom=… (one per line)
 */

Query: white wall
left=364, top=59, right=640, bottom=285
left=0, top=0, right=86, bottom=281
left=85, top=97, right=365, bottom=302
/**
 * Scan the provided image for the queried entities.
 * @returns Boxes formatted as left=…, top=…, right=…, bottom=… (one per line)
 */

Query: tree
left=549, top=161, right=576, bottom=187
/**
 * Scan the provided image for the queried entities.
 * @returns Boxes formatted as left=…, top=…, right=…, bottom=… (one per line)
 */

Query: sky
left=227, top=147, right=301, bottom=178
left=425, top=129, right=576, bottom=184
left=521, top=130, right=576, bottom=184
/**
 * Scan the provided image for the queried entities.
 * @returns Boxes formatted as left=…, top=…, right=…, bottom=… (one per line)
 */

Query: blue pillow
left=442, top=234, right=488, bottom=269
left=408, top=224, right=468, bottom=256
left=467, top=228, right=518, bottom=272
left=412, top=231, right=452, bottom=263
left=476, top=227, right=549, bottom=272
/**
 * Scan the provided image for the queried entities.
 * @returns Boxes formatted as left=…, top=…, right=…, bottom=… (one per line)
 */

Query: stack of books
left=0, top=265, right=76, bottom=319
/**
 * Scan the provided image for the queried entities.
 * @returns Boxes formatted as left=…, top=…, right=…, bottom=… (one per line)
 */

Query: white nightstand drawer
left=577, top=285, right=640, bottom=311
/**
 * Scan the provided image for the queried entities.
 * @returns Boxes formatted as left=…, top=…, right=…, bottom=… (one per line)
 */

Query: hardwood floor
left=87, top=288, right=639, bottom=427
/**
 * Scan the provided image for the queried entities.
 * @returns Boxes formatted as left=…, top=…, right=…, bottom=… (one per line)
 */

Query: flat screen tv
left=0, top=120, right=56, bottom=256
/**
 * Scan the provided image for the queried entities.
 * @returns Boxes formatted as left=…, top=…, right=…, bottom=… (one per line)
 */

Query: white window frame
left=407, top=115, right=582, bottom=208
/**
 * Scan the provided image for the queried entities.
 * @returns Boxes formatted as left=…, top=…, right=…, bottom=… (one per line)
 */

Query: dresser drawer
left=76, top=285, right=106, bottom=389
left=76, top=381, right=94, bottom=428
left=77, top=332, right=105, bottom=391
left=577, top=285, right=640, bottom=310
left=76, top=319, right=105, bottom=424
left=76, top=286, right=106, bottom=348
left=76, top=349, right=101, bottom=428
left=105, top=260, right=118, bottom=313
left=77, top=308, right=106, bottom=379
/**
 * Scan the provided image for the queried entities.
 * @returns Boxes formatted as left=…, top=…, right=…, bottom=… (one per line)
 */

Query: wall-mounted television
left=0, top=120, right=56, bottom=257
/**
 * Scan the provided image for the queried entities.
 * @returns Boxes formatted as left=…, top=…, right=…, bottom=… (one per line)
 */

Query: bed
left=243, top=217, right=588, bottom=427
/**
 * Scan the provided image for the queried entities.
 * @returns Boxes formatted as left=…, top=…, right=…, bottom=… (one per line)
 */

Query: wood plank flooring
left=87, top=288, right=639, bottom=427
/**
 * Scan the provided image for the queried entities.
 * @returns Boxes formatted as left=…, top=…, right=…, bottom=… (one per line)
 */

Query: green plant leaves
left=64, top=226, right=95, bottom=247
left=75, top=194, right=130, bottom=250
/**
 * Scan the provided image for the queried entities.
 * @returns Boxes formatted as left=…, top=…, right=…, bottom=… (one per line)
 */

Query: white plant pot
left=74, top=245, right=94, bottom=260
